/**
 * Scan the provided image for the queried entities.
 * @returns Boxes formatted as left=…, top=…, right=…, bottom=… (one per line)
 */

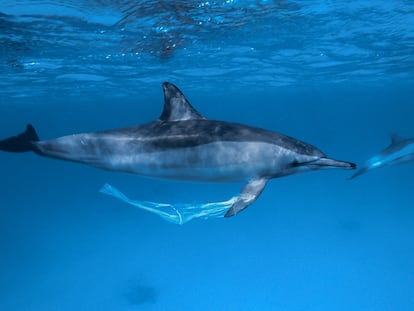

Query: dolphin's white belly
left=105, top=141, right=295, bottom=182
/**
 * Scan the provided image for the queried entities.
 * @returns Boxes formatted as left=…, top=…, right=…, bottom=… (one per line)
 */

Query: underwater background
left=1, top=1, right=414, bottom=310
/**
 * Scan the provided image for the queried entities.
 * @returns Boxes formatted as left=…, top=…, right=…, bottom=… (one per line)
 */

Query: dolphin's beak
left=311, top=157, right=357, bottom=170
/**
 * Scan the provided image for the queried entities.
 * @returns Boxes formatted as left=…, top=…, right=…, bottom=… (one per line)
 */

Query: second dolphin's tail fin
left=348, top=167, right=369, bottom=180
left=0, top=124, right=39, bottom=153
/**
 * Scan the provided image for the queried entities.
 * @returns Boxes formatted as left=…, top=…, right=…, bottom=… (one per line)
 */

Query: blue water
left=1, top=1, right=414, bottom=310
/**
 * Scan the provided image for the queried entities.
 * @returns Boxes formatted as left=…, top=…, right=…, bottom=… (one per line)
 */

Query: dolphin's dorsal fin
left=159, top=82, right=206, bottom=121
left=390, top=133, right=404, bottom=144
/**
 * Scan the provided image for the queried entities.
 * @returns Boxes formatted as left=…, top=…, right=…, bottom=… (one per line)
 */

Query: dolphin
left=350, top=134, right=414, bottom=179
left=0, top=82, right=356, bottom=217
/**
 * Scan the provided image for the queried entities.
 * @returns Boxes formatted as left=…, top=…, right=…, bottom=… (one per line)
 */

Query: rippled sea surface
left=1, top=1, right=414, bottom=311
left=1, top=0, right=414, bottom=98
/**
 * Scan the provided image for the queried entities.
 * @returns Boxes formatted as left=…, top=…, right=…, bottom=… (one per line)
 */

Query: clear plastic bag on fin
left=99, top=183, right=237, bottom=225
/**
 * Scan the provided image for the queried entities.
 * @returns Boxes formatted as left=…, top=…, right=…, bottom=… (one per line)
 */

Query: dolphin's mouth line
left=303, top=157, right=356, bottom=169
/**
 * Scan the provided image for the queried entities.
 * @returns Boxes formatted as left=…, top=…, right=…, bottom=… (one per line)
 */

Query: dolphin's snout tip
left=350, top=162, right=357, bottom=169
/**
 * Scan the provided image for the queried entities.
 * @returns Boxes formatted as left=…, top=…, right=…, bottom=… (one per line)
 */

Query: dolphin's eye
left=290, top=160, right=300, bottom=167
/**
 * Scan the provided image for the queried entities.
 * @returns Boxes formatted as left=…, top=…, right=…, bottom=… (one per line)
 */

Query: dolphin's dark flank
left=0, top=82, right=356, bottom=217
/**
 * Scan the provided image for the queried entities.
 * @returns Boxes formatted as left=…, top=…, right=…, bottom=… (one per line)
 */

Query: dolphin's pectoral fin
left=225, top=177, right=268, bottom=217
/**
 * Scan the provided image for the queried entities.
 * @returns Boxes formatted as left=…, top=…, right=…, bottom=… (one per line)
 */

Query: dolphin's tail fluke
left=0, top=124, right=39, bottom=153
left=348, top=167, right=368, bottom=180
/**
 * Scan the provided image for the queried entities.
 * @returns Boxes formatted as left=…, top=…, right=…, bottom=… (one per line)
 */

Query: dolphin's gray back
left=382, top=139, right=414, bottom=155
left=104, top=119, right=326, bottom=157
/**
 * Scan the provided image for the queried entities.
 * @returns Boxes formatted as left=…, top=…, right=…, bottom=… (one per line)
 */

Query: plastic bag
left=100, top=183, right=236, bottom=225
